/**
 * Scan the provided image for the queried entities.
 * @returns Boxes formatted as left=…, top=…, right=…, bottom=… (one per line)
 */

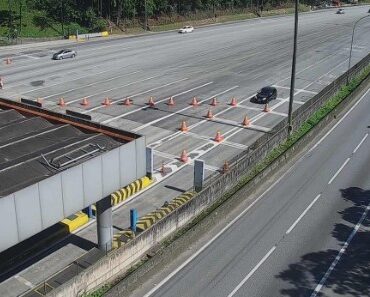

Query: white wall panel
left=39, top=174, right=64, bottom=228
left=83, top=156, right=103, bottom=206
left=119, top=141, right=136, bottom=187
left=0, top=195, right=18, bottom=252
left=135, top=137, right=146, bottom=179
left=61, top=165, right=84, bottom=216
left=102, top=149, right=120, bottom=196
left=14, top=184, right=42, bottom=241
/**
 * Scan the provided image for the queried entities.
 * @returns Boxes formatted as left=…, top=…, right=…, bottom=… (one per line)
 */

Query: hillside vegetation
left=0, top=0, right=348, bottom=40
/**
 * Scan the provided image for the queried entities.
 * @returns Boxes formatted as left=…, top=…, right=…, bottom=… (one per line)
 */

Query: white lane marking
left=286, top=194, right=321, bottom=235
left=142, top=158, right=295, bottom=297
left=308, top=88, right=370, bottom=153
left=226, top=246, right=277, bottom=297
left=353, top=133, right=368, bottom=154
left=84, top=77, right=189, bottom=113
left=43, top=71, right=141, bottom=100
left=131, top=86, right=239, bottom=132
left=22, top=67, right=120, bottom=94
left=310, top=203, right=370, bottom=297
left=328, top=158, right=350, bottom=185
left=14, top=275, right=34, bottom=288
left=101, top=82, right=212, bottom=123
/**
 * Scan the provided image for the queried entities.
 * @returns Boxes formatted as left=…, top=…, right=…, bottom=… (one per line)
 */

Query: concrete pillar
left=146, top=147, right=153, bottom=179
left=96, top=196, right=113, bottom=252
left=194, top=159, right=205, bottom=192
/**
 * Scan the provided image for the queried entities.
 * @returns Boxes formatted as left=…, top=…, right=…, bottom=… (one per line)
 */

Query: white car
left=336, top=9, right=345, bottom=14
left=179, top=26, right=194, bottom=33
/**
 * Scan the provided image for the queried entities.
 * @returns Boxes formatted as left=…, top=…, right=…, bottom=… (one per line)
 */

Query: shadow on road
left=276, top=187, right=370, bottom=297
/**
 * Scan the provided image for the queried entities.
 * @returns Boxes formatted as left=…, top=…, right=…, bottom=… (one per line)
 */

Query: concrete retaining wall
left=48, top=53, right=370, bottom=297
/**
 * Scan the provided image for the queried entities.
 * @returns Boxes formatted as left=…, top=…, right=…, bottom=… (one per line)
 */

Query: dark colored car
left=53, top=49, right=77, bottom=60
left=254, top=86, right=277, bottom=103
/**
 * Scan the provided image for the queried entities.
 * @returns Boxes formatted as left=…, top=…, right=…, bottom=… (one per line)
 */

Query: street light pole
left=348, top=15, right=370, bottom=77
left=287, top=0, right=299, bottom=137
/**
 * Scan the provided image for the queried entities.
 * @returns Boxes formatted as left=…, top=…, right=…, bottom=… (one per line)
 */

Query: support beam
left=194, top=159, right=205, bottom=192
left=96, top=196, right=113, bottom=252
left=146, top=147, right=153, bottom=179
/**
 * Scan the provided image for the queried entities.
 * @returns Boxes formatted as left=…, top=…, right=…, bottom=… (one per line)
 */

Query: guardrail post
left=130, top=209, right=138, bottom=232
left=194, top=159, right=205, bottom=192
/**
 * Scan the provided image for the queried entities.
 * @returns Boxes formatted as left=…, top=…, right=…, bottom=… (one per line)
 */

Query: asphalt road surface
left=0, top=6, right=369, bottom=297
left=127, top=87, right=370, bottom=297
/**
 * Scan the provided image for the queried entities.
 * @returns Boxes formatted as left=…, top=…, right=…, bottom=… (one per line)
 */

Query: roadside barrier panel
left=111, top=177, right=153, bottom=206
left=113, top=230, right=135, bottom=249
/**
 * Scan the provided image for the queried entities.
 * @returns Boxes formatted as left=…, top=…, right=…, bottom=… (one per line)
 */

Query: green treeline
left=1, top=0, right=319, bottom=38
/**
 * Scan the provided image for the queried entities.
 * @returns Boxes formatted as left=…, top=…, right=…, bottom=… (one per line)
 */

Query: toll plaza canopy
left=0, top=99, right=146, bottom=252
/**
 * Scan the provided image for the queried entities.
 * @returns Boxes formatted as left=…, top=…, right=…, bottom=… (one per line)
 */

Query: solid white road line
left=286, top=194, right=322, bottom=235
left=310, top=203, right=370, bottom=297
left=352, top=133, right=368, bottom=154
left=14, top=275, right=34, bottom=288
left=328, top=158, right=350, bottom=185
left=308, top=88, right=370, bottom=153
left=226, top=246, right=277, bottom=297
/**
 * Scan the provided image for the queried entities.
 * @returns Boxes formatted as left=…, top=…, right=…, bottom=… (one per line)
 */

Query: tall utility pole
left=144, top=0, right=148, bottom=31
left=287, top=0, right=299, bottom=137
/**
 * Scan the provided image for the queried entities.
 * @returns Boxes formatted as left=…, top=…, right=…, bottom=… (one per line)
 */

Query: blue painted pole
left=130, top=209, right=138, bottom=232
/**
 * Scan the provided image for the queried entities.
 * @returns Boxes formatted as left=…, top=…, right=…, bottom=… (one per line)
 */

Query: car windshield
left=260, top=88, right=272, bottom=95
left=56, top=50, right=64, bottom=54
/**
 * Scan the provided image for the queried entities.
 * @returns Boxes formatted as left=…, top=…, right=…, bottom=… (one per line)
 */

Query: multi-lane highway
left=0, top=5, right=369, bottom=296
left=125, top=86, right=370, bottom=297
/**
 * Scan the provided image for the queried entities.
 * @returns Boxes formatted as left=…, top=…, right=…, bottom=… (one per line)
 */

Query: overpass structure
left=0, top=98, right=147, bottom=253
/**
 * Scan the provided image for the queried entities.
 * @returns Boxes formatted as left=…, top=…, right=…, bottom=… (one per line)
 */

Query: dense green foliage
left=0, top=0, right=314, bottom=38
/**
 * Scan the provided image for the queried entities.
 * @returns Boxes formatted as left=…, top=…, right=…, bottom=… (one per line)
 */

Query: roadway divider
left=136, top=192, right=195, bottom=232
left=59, top=211, right=89, bottom=233
left=112, top=192, right=195, bottom=249
left=111, top=176, right=153, bottom=206
left=69, top=31, right=109, bottom=41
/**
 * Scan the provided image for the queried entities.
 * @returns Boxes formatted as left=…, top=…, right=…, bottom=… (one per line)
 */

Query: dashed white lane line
left=44, top=71, right=141, bottom=100
left=286, top=194, right=322, bottom=235
left=353, top=133, right=368, bottom=154
left=226, top=246, right=277, bottom=297
left=310, top=203, right=370, bottom=297
left=14, top=275, right=34, bottom=288
left=101, top=82, right=213, bottom=123
left=328, top=158, right=350, bottom=185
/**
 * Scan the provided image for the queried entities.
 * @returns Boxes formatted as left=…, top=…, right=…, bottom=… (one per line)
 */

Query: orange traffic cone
left=206, top=109, right=214, bottom=119
left=58, top=97, right=66, bottom=106
left=0, top=77, right=4, bottom=89
left=263, top=103, right=270, bottom=112
left=36, top=98, right=43, bottom=104
left=222, top=161, right=230, bottom=173
left=190, top=97, right=199, bottom=106
left=180, top=150, right=189, bottom=163
left=214, top=131, right=224, bottom=142
left=242, top=115, right=251, bottom=127
left=102, top=97, right=111, bottom=106
left=230, top=97, right=237, bottom=107
left=5, top=58, right=12, bottom=65
left=179, top=121, right=189, bottom=132
left=167, top=96, right=175, bottom=106
left=123, top=98, right=131, bottom=106
left=81, top=97, right=89, bottom=106
left=210, top=97, right=218, bottom=106
left=148, top=96, right=155, bottom=107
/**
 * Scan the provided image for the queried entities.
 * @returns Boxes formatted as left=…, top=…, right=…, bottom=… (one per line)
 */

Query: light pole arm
left=348, top=15, right=370, bottom=71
